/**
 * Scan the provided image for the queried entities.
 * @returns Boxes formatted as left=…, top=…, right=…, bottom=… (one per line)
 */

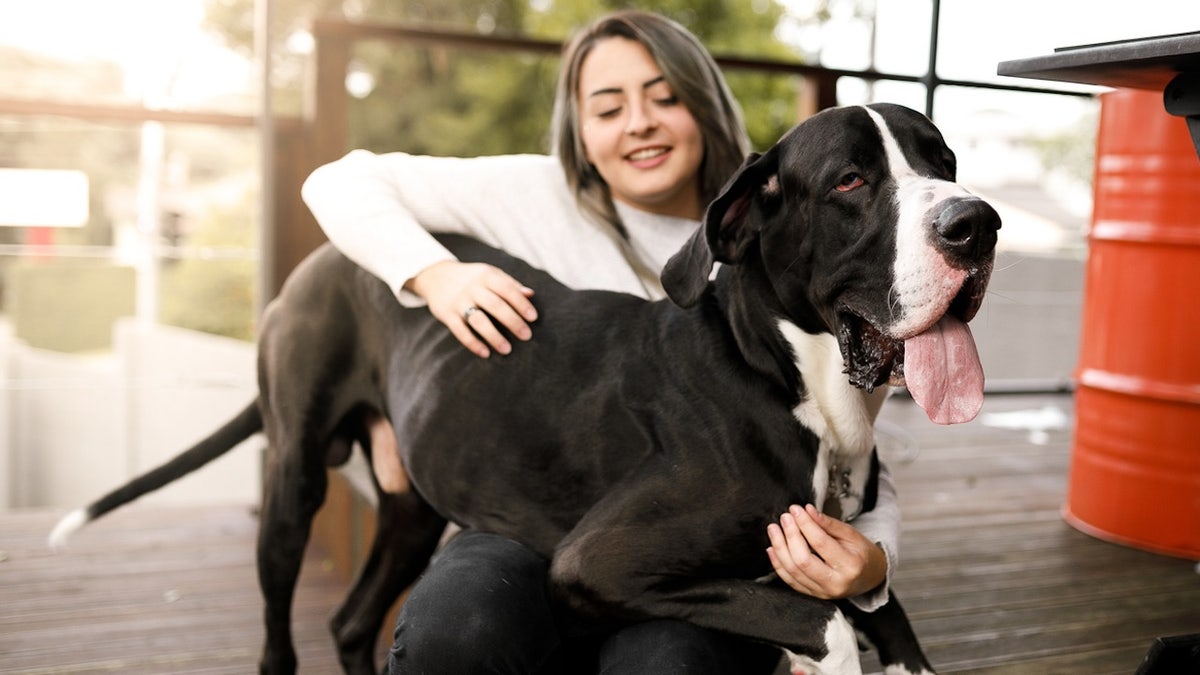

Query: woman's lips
left=626, top=146, right=670, bottom=168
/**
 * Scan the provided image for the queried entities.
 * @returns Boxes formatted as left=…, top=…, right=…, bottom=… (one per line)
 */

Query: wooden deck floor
left=0, top=503, right=349, bottom=674
left=2, top=392, right=1198, bottom=674
left=869, top=393, right=1200, bottom=674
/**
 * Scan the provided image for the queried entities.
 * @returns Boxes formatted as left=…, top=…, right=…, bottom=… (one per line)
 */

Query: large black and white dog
left=51, top=103, right=999, bottom=674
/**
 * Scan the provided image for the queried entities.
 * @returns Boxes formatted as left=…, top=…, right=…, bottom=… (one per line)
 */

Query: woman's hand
left=766, top=503, right=887, bottom=600
left=406, top=260, right=538, bottom=358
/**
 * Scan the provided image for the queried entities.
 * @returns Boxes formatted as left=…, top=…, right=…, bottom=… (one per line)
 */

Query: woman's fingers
left=767, top=512, right=829, bottom=597
left=471, top=273, right=537, bottom=342
left=790, top=505, right=842, bottom=564
left=445, top=309, right=492, bottom=358
left=459, top=269, right=536, bottom=356
left=767, top=522, right=814, bottom=595
left=766, top=505, right=875, bottom=599
left=412, top=261, right=537, bottom=358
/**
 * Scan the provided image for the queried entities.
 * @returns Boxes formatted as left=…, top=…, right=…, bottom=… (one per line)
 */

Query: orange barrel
left=1065, top=88, right=1200, bottom=559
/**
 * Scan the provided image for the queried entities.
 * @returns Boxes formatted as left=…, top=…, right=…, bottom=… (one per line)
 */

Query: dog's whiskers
left=984, top=288, right=1018, bottom=304
left=993, top=255, right=1028, bottom=274
left=886, top=281, right=903, bottom=324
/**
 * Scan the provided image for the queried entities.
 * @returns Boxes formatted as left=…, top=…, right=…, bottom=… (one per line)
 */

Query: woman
left=302, top=10, right=897, bottom=674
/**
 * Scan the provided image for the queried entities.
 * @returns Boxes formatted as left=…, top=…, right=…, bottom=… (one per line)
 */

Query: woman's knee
left=595, top=619, right=782, bottom=675
left=387, top=531, right=561, bottom=674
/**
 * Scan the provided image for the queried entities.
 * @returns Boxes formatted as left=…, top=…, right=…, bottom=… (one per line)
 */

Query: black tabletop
left=997, top=31, right=1200, bottom=91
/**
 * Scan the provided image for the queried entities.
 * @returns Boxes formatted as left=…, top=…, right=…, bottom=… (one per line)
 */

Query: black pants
left=387, top=530, right=783, bottom=674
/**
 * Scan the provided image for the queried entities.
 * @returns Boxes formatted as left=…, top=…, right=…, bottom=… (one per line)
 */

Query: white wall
left=2, top=318, right=260, bottom=511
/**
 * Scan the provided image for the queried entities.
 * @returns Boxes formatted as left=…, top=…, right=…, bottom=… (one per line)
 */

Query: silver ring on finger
left=462, top=305, right=480, bottom=323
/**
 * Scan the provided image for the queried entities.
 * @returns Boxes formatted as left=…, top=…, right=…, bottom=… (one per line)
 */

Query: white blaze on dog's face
left=862, top=106, right=998, bottom=424
left=864, top=106, right=974, bottom=340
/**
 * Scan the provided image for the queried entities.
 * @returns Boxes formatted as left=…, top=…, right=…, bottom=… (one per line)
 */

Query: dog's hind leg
left=256, top=432, right=330, bottom=675
left=330, top=489, right=446, bottom=674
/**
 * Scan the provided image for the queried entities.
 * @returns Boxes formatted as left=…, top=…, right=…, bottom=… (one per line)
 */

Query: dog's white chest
left=778, top=322, right=887, bottom=519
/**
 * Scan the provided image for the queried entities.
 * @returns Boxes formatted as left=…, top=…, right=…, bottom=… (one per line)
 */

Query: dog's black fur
left=52, top=103, right=999, bottom=675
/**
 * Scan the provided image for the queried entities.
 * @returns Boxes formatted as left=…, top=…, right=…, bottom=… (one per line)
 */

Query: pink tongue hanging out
left=903, top=315, right=984, bottom=424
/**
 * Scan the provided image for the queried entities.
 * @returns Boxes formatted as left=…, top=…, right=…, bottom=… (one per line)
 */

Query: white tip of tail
left=48, top=508, right=89, bottom=550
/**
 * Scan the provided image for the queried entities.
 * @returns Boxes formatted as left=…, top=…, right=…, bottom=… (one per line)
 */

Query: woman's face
left=577, top=37, right=706, bottom=220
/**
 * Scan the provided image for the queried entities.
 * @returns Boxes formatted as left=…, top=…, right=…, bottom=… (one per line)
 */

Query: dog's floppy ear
left=662, top=149, right=780, bottom=307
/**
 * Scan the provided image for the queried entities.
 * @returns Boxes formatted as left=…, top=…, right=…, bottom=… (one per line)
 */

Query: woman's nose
left=625, top=101, right=657, bottom=135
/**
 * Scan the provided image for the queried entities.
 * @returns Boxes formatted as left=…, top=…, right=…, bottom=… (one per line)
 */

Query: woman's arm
left=302, top=150, right=462, bottom=301
left=303, top=150, right=614, bottom=292
left=766, top=461, right=899, bottom=612
left=301, top=151, right=581, bottom=355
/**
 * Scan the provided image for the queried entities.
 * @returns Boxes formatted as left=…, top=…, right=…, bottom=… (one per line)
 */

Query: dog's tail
left=48, top=400, right=263, bottom=549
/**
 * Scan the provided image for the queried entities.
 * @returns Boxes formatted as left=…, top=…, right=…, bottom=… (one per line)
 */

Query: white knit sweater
left=301, top=149, right=898, bottom=612
left=302, top=151, right=694, bottom=305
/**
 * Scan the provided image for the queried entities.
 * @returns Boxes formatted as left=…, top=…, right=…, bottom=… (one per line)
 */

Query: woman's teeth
left=628, top=148, right=667, bottom=161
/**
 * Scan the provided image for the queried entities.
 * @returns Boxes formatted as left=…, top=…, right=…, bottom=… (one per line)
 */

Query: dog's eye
left=835, top=173, right=865, bottom=192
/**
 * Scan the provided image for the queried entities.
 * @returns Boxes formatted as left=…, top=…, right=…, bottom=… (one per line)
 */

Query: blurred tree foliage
left=205, top=0, right=813, bottom=154
left=158, top=125, right=261, bottom=342
left=159, top=196, right=258, bottom=341
left=169, top=0, right=821, bottom=340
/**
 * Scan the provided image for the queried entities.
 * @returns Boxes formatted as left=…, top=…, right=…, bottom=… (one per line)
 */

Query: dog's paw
left=783, top=611, right=862, bottom=675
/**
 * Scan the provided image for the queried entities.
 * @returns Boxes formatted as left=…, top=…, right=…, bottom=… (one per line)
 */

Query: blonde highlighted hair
left=551, top=10, right=751, bottom=237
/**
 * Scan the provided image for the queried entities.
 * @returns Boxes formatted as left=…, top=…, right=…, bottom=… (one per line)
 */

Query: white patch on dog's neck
left=863, top=106, right=972, bottom=339
left=778, top=320, right=888, bottom=516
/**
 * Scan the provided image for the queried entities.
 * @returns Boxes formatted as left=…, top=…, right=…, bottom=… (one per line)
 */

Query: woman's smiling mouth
left=627, top=146, right=670, bottom=164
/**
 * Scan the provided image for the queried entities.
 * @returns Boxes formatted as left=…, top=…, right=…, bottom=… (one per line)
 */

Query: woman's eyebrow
left=641, top=75, right=667, bottom=90
left=587, top=86, right=623, bottom=98
left=587, top=75, right=667, bottom=99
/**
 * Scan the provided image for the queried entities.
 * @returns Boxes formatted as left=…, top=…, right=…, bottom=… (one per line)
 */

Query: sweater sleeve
left=301, top=150, right=579, bottom=305
left=846, top=460, right=900, bottom=613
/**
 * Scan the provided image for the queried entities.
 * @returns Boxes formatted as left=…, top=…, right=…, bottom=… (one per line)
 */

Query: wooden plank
left=0, top=504, right=357, bottom=674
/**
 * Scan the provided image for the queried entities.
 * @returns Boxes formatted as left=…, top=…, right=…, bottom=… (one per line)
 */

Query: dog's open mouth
left=838, top=272, right=988, bottom=425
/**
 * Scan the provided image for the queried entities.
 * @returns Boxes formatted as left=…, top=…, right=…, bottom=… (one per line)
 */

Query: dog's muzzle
left=840, top=196, right=999, bottom=425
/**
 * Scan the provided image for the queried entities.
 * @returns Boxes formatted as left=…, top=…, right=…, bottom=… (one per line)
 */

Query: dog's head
left=663, top=103, right=1000, bottom=425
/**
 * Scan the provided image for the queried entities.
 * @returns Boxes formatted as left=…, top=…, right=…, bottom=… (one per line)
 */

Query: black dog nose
left=932, top=198, right=1001, bottom=264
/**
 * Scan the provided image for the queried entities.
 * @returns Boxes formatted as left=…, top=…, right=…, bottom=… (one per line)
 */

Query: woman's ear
left=661, top=150, right=779, bottom=307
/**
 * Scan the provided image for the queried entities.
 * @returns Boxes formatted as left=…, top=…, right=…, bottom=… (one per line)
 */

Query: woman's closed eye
left=585, top=92, right=624, bottom=120
left=645, top=80, right=679, bottom=108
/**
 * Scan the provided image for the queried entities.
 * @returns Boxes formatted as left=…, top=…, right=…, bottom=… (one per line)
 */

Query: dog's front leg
left=548, top=494, right=862, bottom=674
left=838, top=592, right=935, bottom=675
